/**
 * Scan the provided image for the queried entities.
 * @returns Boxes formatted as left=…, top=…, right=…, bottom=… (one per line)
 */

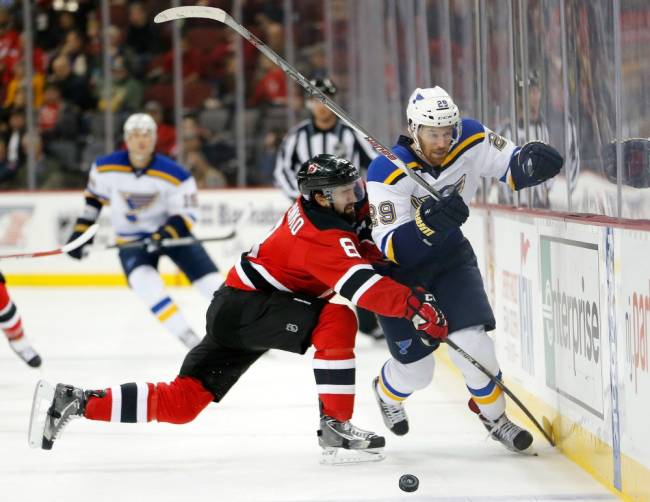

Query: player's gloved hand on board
left=405, top=287, right=448, bottom=341
left=415, top=188, right=469, bottom=239
left=66, top=217, right=96, bottom=260
left=511, top=141, right=563, bottom=188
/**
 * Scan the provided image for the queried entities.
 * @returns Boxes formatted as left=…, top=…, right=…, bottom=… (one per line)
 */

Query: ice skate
left=317, top=415, right=385, bottom=465
left=28, top=380, right=89, bottom=450
left=9, top=338, right=42, bottom=367
left=177, top=329, right=201, bottom=349
left=372, top=377, right=408, bottom=436
left=469, top=398, right=533, bottom=452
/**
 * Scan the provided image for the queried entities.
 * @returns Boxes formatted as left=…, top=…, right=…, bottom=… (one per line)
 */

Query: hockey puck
left=399, top=474, right=419, bottom=492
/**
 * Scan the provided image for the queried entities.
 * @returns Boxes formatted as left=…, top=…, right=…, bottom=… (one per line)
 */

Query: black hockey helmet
left=309, top=77, right=338, bottom=96
left=297, top=154, right=360, bottom=199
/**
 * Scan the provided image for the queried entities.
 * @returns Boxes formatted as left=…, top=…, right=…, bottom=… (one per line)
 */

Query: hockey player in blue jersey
left=65, top=113, right=223, bottom=348
left=367, top=86, right=563, bottom=452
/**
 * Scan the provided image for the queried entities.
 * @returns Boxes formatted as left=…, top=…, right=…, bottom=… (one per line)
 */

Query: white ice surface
left=1, top=288, right=617, bottom=502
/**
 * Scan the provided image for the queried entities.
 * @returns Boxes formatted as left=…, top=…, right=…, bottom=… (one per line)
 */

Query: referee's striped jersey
left=274, top=118, right=377, bottom=199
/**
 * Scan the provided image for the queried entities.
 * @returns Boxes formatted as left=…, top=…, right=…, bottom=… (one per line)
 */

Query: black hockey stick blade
left=444, top=338, right=556, bottom=447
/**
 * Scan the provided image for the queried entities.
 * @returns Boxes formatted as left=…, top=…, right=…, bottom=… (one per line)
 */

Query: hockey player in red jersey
left=1, top=272, right=41, bottom=367
left=28, top=154, right=448, bottom=464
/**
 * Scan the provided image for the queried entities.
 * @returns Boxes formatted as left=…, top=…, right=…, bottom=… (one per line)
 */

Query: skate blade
left=319, top=447, right=385, bottom=466
left=28, top=379, right=54, bottom=449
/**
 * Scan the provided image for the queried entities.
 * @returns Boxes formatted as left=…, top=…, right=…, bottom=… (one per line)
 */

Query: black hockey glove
left=143, top=226, right=176, bottom=254
left=510, top=141, right=564, bottom=190
left=66, top=217, right=96, bottom=260
left=405, top=287, right=448, bottom=342
left=414, top=189, right=469, bottom=239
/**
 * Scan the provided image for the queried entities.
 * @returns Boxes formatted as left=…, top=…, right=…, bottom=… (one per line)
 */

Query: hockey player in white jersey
left=65, top=113, right=223, bottom=348
left=367, top=86, right=563, bottom=452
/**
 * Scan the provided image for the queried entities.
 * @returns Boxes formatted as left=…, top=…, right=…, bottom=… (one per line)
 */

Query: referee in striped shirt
left=274, top=77, right=383, bottom=340
left=274, top=78, right=377, bottom=199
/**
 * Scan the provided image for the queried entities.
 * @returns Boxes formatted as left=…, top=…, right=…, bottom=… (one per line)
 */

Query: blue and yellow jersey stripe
left=381, top=231, right=398, bottom=264
left=440, top=118, right=486, bottom=169
left=97, top=164, right=132, bottom=174
left=94, top=151, right=191, bottom=186
left=382, top=161, right=421, bottom=186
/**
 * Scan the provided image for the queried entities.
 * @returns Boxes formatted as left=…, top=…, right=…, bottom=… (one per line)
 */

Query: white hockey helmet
left=123, top=113, right=157, bottom=143
left=406, top=86, right=461, bottom=157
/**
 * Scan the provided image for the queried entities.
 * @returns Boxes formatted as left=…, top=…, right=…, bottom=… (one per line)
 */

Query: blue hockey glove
left=510, top=141, right=563, bottom=189
left=66, top=217, right=96, bottom=260
left=414, top=189, right=469, bottom=239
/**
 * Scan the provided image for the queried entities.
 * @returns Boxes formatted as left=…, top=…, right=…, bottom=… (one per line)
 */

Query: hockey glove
left=510, top=141, right=563, bottom=189
left=66, top=217, right=96, bottom=260
left=414, top=189, right=469, bottom=239
left=405, top=287, right=448, bottom=341
left=143, top=226, right=176, bottom=254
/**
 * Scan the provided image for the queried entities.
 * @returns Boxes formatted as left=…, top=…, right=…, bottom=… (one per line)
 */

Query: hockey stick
left=0, top=224, right=99, bottom=260
left=444, top=338, right=555, bottom=447
left=154, top=6, right=442, bottom=200
left=104, top=229, right=237, bottom=251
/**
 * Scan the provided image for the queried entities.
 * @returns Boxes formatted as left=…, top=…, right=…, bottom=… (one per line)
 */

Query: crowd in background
left=0, top=0, right=320, bottom=189
left=1, top=0, right=649, bottom=219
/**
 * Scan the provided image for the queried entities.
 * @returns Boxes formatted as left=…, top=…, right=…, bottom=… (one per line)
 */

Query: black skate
left=372, top=377, right=408, bottom=435
left=317, top=415, right=385, bottom=465
left=468, top=398, right=533, bottom=452
left=28, top=380, right=89, bottom=450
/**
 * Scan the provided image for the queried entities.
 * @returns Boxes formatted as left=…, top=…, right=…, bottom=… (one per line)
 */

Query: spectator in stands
left=144, top=100, right=175, bottom=156
left=50, top=55, right=95, bottom=111
left=101, top=25, right=137, bottom=80
left=0, top=6, right=19, bottom=91
left=1, top=108, right=43, bottom=188
left=181, top=114, right=229, bottom=188
left=3, top=58, right=44, bottom=109
left=0, top=135, right=10, bottom=183
left=37, top=83, right=79, bottom=143
left=55, top=30, right=91, bottom=82
left=154, top=35, right=202, bottom=85
left=98, top=56, right=143, bottom=114
left=248, top=55, right=287, bottom=107
left=253, top=4, right=284, bottom=55
left=126, top=1, right=159, bottom=77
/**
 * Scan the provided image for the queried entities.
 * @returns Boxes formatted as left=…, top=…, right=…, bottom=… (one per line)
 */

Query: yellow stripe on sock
left=472, top=385, right=503, bottom=405
left=157, top=304, right=179, bottom=322
left=379, top=376, right=406, bottom=402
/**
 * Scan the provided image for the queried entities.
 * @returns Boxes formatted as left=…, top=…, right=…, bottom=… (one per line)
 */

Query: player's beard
left=424, top=148, right=448, bottom=167
left=338, top=204, right=356, bottom=223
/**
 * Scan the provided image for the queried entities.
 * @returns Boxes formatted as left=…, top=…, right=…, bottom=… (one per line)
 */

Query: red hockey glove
left=405, top=287, right=448, bottom=341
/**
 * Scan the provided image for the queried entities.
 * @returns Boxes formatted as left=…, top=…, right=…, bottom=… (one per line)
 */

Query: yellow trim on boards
left=5, top=274, right=192, bottom=287
left=435, top=344, right=649, bottom=502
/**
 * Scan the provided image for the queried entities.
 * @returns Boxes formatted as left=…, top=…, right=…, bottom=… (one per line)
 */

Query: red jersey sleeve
left=303, top=229, right=411, bottom=318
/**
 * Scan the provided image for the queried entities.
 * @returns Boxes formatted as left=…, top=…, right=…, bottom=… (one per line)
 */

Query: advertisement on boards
left=617, top=229, right=650, bottom=467
left=540, top=235, right=604, bottom=419
left=493, top=216, right=536, bottom=376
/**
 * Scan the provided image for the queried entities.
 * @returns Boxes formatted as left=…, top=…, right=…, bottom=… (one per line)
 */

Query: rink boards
left=1, top=190, right=649, bottom=500
left=466, top=206, right=649, bottom=502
